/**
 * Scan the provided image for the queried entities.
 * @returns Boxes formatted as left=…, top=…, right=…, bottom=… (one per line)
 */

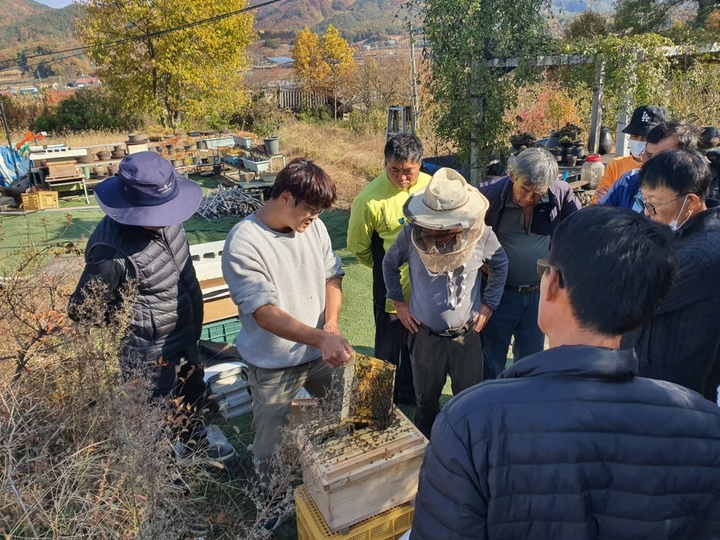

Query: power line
left=0, top=51, right=89, bottom=76
left=0, top=0, right=285, bottom=71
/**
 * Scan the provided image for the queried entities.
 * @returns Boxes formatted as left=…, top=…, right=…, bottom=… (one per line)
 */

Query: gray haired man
left=479, top=147, right=581, bottom=379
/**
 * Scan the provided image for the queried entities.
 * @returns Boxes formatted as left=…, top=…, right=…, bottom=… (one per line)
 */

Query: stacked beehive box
left=294, top=355, right=427, bottom=538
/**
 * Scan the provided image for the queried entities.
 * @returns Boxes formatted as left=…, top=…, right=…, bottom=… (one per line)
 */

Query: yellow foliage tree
left=292, top=27, right=329, bottom=92
left=77, top=0, right=256, bottom=129
left=291, top=25, right=356, bottom=98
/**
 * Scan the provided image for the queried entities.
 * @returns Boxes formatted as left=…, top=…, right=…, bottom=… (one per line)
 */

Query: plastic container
left=295, top=484, right=413, bottom=540
left=21, top=191, right=59, bottom=210
left=581, top=154, right=605, bottom=190
left=200, top=318, right=241, bottom=343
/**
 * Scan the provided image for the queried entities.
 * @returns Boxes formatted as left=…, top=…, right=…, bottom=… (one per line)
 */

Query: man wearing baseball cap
left=592, top=104, right=669, bottom=203
left=68, top=152, right=235, bottom=467
left=383, top=168, right=508, bottom=437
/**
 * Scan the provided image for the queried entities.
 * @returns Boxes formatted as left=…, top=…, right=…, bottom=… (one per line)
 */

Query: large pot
left=263, top=137, right=280, bottom=155
left=96, top=150, right=111, bottom=161
left=572, top=143, right=587, bottom=160
left=598, top=127, right=614, bottom=155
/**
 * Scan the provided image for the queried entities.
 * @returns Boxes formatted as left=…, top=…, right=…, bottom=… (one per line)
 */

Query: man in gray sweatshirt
left=383, top=168, right=508, bottom=437
left=221, top=159, right=353, bottom=498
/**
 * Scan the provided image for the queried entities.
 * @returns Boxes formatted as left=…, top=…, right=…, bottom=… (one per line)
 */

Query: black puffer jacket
left=69, top=217, right=203, bottom=363
left=411, top=346, right=720, bottom=540
left=623, top=201, right=720, bottom=398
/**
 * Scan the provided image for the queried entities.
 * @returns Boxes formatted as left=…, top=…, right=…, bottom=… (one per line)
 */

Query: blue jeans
left=482, top=289, right=545, bottom=379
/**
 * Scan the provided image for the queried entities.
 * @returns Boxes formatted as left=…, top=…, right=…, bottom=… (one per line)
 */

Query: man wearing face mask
left=597, top=121, right=701, bottom=210
left=626, top=149, right=720, bottom=399
left=592, top=105, right=668, bottom=203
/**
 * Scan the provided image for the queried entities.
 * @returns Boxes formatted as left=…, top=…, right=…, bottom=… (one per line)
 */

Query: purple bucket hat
left=94, top=151, right=202, bottom=227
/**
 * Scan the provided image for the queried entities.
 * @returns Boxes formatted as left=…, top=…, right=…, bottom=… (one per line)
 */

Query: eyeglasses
left=295, top=197, right=324, bottom=217
left=537, top=259, right=564, bottom=288
left=634, top=193, right=688, bottom=216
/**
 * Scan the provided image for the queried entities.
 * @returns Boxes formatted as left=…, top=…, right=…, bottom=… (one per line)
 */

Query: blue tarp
left=0, top=145, right=30, bottom=186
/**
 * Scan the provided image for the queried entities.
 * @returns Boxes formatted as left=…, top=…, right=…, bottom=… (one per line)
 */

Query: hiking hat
left=621, top=105, right=670, bottom=137
left=94, top=151, right=202, bottom=227
left=404, top=167, right=489, bottom=230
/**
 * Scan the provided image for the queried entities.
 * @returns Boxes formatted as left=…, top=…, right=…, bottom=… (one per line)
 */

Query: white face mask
left=669, top=195, right=691, bottom=231
left=628, top=139, right=646, bottom=158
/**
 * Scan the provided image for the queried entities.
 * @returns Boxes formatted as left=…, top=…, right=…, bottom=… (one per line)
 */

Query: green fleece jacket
left=347, top=170, right=431, bottom=313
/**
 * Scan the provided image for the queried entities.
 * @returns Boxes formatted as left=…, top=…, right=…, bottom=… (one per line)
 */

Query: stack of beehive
left=293, top=355, right=428, bottom=539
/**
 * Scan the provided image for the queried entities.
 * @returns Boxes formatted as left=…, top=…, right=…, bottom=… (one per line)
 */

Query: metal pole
left=0, top=100, right=19, bottom=178
left=615, top=48, right=638, bottom=157
left=469, top=58, right=484, bottom=187
left=588, top=53, right=605, bottom=154
left=409, top=23, right=419, bottom=133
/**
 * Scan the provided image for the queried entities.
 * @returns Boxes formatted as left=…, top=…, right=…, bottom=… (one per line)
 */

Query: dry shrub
left=277, top=119, right=386, bottom=208
left=0, top=249, right=194, bottom=539
left=0, top=240, right=325, bottom=539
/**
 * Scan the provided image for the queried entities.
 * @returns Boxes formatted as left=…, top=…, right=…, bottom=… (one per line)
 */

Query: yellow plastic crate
left=21, top=191, right=59, bottom=211
left=295, top=484, right=413, bottom=540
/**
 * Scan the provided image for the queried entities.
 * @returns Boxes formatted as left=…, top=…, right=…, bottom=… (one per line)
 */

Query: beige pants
left=246, top=358, right=334, bottom=475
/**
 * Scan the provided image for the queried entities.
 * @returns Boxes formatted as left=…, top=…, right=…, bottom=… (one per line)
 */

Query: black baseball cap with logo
left=621, top=105, right=670, bottom=137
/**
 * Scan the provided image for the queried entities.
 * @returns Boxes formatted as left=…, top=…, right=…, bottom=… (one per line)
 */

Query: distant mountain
left=254, top=0, right=409, bottom=42
left=553, top=0, right=614, bottom=13
left=0, top=0, right=613, bottom=70
left=0, top=0, right=51, bottom=27
left=0, top=3, right=80, bottom=52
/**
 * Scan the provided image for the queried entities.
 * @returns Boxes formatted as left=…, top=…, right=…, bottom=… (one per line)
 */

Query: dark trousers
left=149, top=344, right=206, bottom=404
left=408, top=327, right=483, bottom=438
left=374, top=303, right=415, bottom=402
left=482, top=289, right=545, bottom=380
left=122, top=344, right=207, bottom=442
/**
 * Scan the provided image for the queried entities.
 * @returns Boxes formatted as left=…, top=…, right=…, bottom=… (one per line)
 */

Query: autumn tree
left=565, top=10, right=611, bottom=41
left=77, top=0, right=255, bottom=129
left=420, top=0, right=551, bottom=182
left=291, top=24, right=356, bottom=108
left=349, top=53, right=414, bottom=111
left=292, top=27, right=329, bottom=93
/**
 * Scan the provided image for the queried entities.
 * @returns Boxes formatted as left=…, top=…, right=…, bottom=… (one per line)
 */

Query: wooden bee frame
left=341, top=354, right=396, bottom=428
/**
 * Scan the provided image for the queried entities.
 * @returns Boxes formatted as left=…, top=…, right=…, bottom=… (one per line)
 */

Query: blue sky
left=34, top=0, right=73, bottom=8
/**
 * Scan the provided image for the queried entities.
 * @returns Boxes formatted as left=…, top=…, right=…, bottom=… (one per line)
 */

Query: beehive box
left=297, top=408, right=426, bottom=534
left=21, top=191, right=59, bottom=210
left=295, top=484, right=413, bottom=540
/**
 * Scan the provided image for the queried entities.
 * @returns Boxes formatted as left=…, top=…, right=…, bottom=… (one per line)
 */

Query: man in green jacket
left=347, top=134, right=431, bottom=404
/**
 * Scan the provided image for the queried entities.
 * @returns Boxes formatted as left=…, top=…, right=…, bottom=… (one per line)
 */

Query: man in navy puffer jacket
left=411, top=206, right=720, bottom=540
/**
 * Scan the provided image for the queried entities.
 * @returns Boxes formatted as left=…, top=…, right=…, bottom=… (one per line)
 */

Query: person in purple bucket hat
left=69, top=151, right=235, bottom=467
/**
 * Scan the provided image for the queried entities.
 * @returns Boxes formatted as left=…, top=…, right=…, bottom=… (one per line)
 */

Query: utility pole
left=588, top=53, right=605, bottom=154
left=409, top=23, right=419, bottom=133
